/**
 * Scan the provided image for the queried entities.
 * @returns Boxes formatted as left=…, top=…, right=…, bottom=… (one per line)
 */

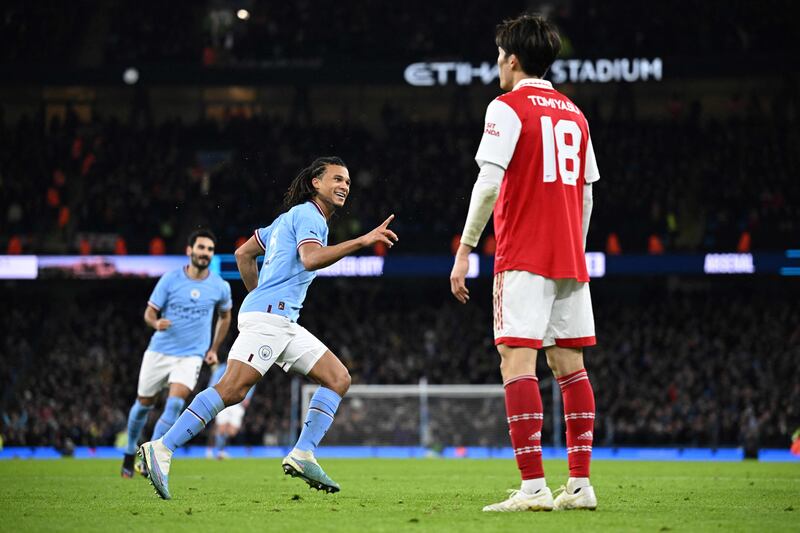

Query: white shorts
left=228, top=312, right=328, bottom=376
left=493, top=270, right=596, bottom=349
left=136, top=350, right=203, bottom=397
left=216, top=403, right=246, bottom=428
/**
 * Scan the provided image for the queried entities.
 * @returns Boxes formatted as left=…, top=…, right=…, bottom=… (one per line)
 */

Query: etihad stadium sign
left=404, top=58, right=663, bottom=86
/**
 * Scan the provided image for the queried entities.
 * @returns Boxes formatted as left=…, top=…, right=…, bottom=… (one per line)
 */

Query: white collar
left=513, top=78, right=553, bottom=91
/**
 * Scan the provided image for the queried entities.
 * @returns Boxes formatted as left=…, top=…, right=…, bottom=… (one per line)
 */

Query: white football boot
left=553, top=483, right=597, bottom=510
left=139, top=439, right=173, bottom=500
left=482, top=487, right=554, bottom=512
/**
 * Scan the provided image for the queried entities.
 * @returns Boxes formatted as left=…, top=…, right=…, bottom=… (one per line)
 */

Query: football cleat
left=134, top=451, right=149, bottom=478
left=482, top=487, right=554, bottom=512
left=282, top=451, right=340, bottom=493
left=121, top=453, right=135, bottom=478
left=139, top=440, right=173, bottom=500
left=553, top=484, right=597, bottom=510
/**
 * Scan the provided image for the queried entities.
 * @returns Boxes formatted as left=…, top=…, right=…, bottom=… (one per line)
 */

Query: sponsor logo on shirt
left=484, top=122, right=500, bottom=137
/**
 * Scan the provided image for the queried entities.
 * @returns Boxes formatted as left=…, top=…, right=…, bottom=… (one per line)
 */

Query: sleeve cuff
left=254, top=230, right=266, bottom=250
left=296, top=238, right=323, bottom=250
left=460, top=235, right=480, bottom=248
left=147, top=301, right=161, bottom=311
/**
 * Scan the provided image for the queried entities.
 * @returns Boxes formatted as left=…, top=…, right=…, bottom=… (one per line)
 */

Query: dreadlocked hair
left=283, top=156, right=347, bottom=209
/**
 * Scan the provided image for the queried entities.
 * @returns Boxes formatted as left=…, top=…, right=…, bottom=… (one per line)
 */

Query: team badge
left=258, top=345, right=273, bottom=361
left=190, top=288, right=201, bottom=300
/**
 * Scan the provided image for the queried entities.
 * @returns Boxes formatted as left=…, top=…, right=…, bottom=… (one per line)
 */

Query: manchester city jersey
left=239, top=201, right=328, bottom=322
left=147, top=267, right=233, bottom=357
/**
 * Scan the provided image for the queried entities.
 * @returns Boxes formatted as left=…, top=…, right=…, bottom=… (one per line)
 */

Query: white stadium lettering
left=549, top=58, right=664, bottom=84
left=405, top=59, right=662, bottom=86
left=703, top=253, right=755, bottom=274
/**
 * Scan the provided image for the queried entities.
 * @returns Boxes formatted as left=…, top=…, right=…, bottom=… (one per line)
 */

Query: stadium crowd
left=2, top=94, right=797, bottom=255
left=1, top=279, right=797, bottom=451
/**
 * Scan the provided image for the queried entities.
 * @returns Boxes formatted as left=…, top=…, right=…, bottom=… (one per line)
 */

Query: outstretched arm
left=234, top=237, right=263, bottom=292
left=299, top=215, right=398, bottom=271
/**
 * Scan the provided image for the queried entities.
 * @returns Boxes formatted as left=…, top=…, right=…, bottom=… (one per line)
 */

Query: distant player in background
left=205, top=362, right=254, bottom=459
left=450, top=14, right=600, bottom=511
left=121, top=229, right=232, bottom=478
left=140, top=156, right=398, bottom=500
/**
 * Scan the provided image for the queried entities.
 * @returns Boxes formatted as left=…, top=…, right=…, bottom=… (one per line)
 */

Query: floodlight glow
left=123, top=68, right=139, bottom=85
left=237, top=9, right=250, bottom=20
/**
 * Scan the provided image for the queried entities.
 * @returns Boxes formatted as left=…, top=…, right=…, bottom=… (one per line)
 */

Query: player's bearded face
left=188, top=238, right=214, bottom=270
left=313, top=165, right=351, bottom=209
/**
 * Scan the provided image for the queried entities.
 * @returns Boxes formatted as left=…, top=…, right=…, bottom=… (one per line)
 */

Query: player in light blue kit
left=121, top=229, right=232, bottom=478
left=140, top=156, right=397, bottom=500
left=206, top=362, right=255, bottom=459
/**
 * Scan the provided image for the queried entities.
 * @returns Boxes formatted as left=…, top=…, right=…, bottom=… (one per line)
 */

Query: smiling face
left=312, top=164, right=351, bottom=209
left=186, top=236, right=215, bottom=270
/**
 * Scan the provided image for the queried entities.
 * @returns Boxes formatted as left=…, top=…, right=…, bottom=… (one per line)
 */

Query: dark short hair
left=495, top=14, right=561, bottom=78
left=187, top=228, right=217, bottom=248
left=284, top=156, right=347, bottom=209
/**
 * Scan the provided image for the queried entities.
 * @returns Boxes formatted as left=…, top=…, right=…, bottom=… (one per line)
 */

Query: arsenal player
left=450, top=14, right=599, bottom=512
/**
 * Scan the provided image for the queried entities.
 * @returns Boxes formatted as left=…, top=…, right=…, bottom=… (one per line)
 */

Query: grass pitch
left=1, top=458, right=797, bottom=532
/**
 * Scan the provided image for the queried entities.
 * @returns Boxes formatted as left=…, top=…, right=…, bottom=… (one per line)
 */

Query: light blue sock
left=162, top=388, right=224, bottom=452
left=125, top=400, right=154, bottom=455
left=295, top=387, right=341, bottom=453
left=214, top=432, right=227, bottom=452
left=151, top=396, right=185, bottom=440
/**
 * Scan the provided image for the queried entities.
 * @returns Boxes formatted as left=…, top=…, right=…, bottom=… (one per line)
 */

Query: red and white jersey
left=475, top=78, right=600, bottom=282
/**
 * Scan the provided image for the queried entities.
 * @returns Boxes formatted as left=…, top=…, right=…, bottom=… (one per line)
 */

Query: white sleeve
left=475, top=99, right=522, bottom=170
left=460, top=161, right=505, bottom=248
left=584, top=136, right=600, bottom=184
left=582, top=183, right=593, bottom=250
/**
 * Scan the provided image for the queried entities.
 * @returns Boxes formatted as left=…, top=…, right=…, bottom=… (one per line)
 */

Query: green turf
left=0, top=458, right=798, bottom=532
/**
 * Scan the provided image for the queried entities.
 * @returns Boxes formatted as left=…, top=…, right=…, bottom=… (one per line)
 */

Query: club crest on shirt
left=258, top=345, right=273, bottom=361
left=190, top=288, right=201, bottom=300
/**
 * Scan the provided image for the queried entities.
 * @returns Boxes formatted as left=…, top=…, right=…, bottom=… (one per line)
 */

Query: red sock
left=503, top=375, right=544, bottom=480
left=558, top=369, right=595, bottom=478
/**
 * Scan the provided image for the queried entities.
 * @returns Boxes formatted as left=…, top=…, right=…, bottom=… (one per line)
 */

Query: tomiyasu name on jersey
left=147, top=267, right=233, bottom=357
left=239, top=200, right=329, bottom=322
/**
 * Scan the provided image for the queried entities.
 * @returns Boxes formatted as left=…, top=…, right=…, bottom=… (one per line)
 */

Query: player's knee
left=327, top=368, right=351, bottom=397
left=137, top=396, right=156, bottom=407
left=545, top=347, right=584, bottom=377
left=214, top=383, right=246, bottom=406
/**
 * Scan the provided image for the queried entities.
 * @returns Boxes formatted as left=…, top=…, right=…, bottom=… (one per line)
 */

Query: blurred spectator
left=1, top=278, right=797, bottom=449
left=1, top=108, right=797, bottom=254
